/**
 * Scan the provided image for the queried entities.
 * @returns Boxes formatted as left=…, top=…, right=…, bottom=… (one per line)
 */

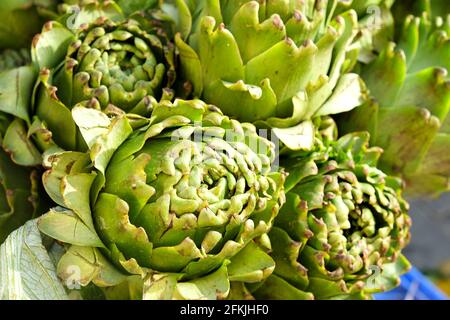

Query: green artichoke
left=336, top=11, right=450, bottom=196
left=251, top=126, right=411, bottom=300
left=169, top=0, right=364, bottom=143
left=0, top=3, right=177, bottom=153
left=37, top=99, right=286, bottom=300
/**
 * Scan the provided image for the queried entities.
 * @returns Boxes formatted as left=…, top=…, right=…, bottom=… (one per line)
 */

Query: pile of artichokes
left=0, top=0, right=448, bottom=300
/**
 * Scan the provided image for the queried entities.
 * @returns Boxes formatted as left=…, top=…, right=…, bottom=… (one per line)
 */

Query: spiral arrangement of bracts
left=63, top=18, right=176, bottom=112
left=94, top=101, right=282, bottom=272
left=37, top=99, right=286, bottom=299
left=252, top=130, right=412, bottom=300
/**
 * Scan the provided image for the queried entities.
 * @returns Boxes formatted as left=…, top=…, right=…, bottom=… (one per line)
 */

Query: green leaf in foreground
left=0, top=219, right=68, bottom=300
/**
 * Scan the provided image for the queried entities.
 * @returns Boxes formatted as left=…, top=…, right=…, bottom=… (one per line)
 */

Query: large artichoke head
left=171, top=0, right=364, bottom=131
left=25, top=7, right=177, bottom=152
left=336, top=10, right=450, bottom=196
left=251, top=129, right=411, bottom=300
left=38, top=99, right=286, bottom=300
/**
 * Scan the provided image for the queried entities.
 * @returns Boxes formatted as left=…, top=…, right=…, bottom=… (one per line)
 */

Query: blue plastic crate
left=374, top=267, right=448, bottom=300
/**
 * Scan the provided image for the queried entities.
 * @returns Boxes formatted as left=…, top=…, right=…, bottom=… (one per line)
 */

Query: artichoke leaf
left=35, top=77, right=78, bottom=151
left=42, top=151, right=90, bottom=206
left=57, top=245, right=128, bottom=289
left=0, top=65, right=36, bottom=123
left=204, top=78, right=278, bottom=123
left=252, top=274, right=314, bottom=300
left=143, top=263, right=230, bottom=300
left=3, top=119, right=42, bottom=166
left=0, top=219, right=68, bottom=300
left=142, top=272, right=180, bottom=300
left=227, top=241, right=275, bottom=283
left=174, top=263, right=230, bottom=300
left=315, top=73, right=365, bottom=117
left=175, top=33, right=203, bottom=96
left=31, top=21, right=75, bottom=70
left=38, top=208, right=104, bottom=248
left=307, top=277, right=362, bottom=300
left=272, top=120, right=315, bottom=151
left=162, top=0, right=192, bottom=41
left=58, top=0, right=125, bottom=30
left=72, top=107, right=134, bottom=175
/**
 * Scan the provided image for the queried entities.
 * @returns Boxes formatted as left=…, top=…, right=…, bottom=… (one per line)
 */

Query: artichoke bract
left=336, top=11, right=450, bottom=196
left=29, top=12, right=177, bottom=151
left=251, top=128, right=411, bottom=300
left=37, top=99, right=286, bottom=300
left=170, top=0, right=364, bottom=149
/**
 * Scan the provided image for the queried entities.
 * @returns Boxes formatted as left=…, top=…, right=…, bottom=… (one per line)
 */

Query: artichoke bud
left=38, top=99, right=286, bottom=300
left=30, top=12, right=177, bottom=151
left=252, top=132, right=411, bottom=300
